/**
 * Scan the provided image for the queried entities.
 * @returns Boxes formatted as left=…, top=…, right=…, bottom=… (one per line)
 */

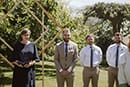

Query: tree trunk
left=112, top=22, right=120, bottom=35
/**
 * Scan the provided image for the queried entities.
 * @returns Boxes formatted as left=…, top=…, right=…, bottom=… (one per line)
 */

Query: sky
left=66, top=0, right=130, bottom=9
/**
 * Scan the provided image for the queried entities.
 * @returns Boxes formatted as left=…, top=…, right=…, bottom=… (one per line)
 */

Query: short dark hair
left=85, top=34, right=94, bottom=40
left=114, top=32, right=122, bottom=37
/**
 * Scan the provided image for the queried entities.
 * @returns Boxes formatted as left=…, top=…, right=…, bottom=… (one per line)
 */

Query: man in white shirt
left=118, top=34, right=130, bottom=87
left=106, top=32, right=127, bottom=87
left=80, top=34, right=102, bottom=87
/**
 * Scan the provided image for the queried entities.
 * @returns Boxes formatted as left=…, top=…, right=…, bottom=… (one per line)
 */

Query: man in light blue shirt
left=80, top=34, right=102, bottom=87
left=106, top=32, right=127, bottom=87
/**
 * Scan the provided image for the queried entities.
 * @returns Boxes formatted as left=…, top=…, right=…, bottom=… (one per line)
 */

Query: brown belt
left=109, top=66, right=118, bottom=72
left=109, top=66, right=118, bottom=69
left=84, top=66, right=97, bottom=70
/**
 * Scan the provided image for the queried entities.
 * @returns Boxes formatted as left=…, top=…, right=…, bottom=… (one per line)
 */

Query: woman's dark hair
left=19, top=28, right=31, bottom=41
left=20, top=28, right=31, bottom=36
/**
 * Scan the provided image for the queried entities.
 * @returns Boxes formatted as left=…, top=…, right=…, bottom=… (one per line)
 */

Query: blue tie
left=65, top=43, right=68, bottom=57
left=115, top=45, right=119, bottom=67
left=90, top=46, right=93, bottom=67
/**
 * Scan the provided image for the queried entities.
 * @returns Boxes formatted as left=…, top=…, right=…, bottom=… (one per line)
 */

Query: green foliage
left=0, top=0, right=87, bottom=59
left=84, top=2, right=130, bottom=34
left=0, top=0, right=59, bottom=55
left=83, top=3, right=130, bottom=66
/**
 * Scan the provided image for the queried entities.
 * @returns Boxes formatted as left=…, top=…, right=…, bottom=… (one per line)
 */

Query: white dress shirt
left=118, top=50, right=130, bottom=85
left=106, top=43, right=127, bottom=67
left=79, top=44, right=102, bottom=67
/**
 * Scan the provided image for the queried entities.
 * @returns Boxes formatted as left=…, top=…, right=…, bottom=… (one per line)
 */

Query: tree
left=0, top=0, right=59, bottom=57
left=0, top=0, right=87, bottom=58
left=84, top=2, right=130, bottom=34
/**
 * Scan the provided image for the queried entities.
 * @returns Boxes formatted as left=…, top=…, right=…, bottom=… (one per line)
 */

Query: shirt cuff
left=67, top=67, right=72, bottom=72
left=59, top=69, right=63, bottom=72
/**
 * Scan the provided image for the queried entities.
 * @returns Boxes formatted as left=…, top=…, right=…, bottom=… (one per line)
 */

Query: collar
left=114, top=43, right=124, bottom=47
left=21, top=41, right=31, bottom=45
left=64, top=41, right=71, bottom=44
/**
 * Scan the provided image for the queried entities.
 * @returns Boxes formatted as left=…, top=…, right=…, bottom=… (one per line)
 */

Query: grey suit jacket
left=54, top=40, right=79, bottom=72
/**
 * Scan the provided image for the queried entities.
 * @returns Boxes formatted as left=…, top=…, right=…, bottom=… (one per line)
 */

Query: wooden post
left=0, top=54, right=14, bottom=68
left=41, top=10, right=44, bottom=87
left=0, top=37, right=13, bottom=51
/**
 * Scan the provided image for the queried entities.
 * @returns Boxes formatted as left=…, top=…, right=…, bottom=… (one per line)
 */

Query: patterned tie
left=90, top=46, right=93, bottom=67
left=65, top=43, right=68, bottom=57
left=115, top=45, right=119, bottom=67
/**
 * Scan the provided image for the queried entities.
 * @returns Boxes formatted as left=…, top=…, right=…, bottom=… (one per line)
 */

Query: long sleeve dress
left=118, top=50, right=130, bottom=87
left=10, top=42, right=40, bottom=87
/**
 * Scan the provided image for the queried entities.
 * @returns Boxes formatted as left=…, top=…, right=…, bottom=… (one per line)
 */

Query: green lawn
left=44, top=65, right=109, bottom=87
left=0, top=61, right=117, bottom=87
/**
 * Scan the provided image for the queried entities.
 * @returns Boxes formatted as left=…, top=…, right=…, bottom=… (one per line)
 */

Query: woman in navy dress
left=10, top=28, right=40, bottom=87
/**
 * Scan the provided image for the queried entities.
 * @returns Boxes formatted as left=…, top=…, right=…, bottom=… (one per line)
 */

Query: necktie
left=65, top=43, right=68, bottom=57
left=115, top=45, right=119, bottom=67
left=90, top=46, right=93, bottom=67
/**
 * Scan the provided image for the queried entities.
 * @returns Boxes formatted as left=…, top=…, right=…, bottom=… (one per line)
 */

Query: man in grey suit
left=54, top=28, right=79, bottom=87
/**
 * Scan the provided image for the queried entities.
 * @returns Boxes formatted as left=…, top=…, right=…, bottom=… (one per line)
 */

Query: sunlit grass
left=1, top=61, right=117, bottom=87
left=44, top=66, right=108, bottom=87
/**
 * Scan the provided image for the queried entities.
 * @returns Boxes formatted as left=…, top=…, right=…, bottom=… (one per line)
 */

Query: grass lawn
left=44, top=65, right=109, bottom=87
left=0, top=61, right=117, bottom=87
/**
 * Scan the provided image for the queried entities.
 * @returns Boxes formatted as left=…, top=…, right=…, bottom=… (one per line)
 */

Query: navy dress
left=10, top=42, right=40, bottom=87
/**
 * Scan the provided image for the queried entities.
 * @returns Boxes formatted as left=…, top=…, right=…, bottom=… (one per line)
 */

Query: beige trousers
left=83, top=67, right=100, bottom=87
left=108, top=66, right=119, bottom=87
left=56, top=71, right=74, bottom=87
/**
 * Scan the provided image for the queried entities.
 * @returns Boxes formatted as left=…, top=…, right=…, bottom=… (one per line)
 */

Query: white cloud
left=68, top=0, right=130, bottom=9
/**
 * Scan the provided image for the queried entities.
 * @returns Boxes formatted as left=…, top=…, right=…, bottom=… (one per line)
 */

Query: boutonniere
left=92, top=47, right=96, bottom=51
left=121, top=49, right=123, bottom=51
left=69, top=46, right=73, bottom=50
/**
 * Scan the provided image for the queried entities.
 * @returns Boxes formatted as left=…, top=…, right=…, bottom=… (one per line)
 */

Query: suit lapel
left=60, top=42, right=65, bottom=57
